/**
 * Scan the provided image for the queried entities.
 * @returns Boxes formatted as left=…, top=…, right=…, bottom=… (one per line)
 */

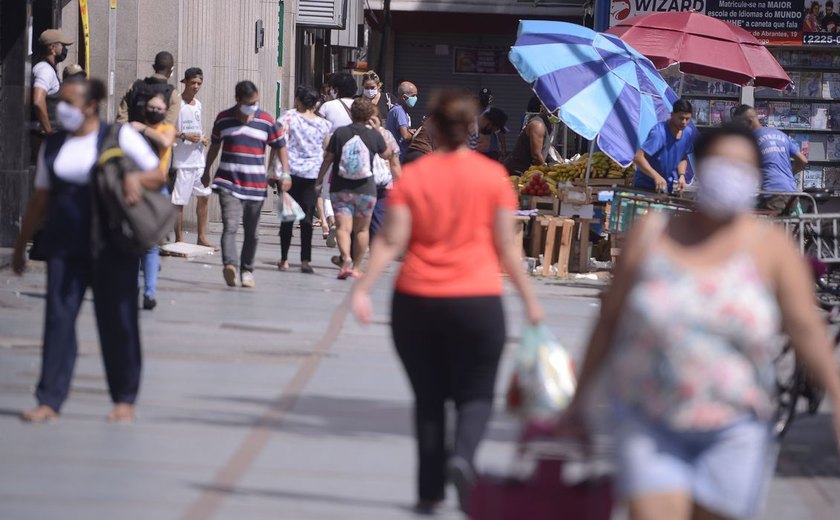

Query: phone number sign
left=609, top=0, right=840, bottom=46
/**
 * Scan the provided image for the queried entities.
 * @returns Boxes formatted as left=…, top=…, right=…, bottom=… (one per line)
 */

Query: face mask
left=405, top=95, right=418, bottom=108
left=55, top=46, right=68, bottom=63
left=363, top=88, right=378, bottom=99
left=145, top=110, right=166, bottom=124
left=547, top=114, right=560, bottom=125
left=239, top=103, right=258, bottom=116
left=695, top=156, right=759, bottom=218
left=56, top=100, right=85, bottom=131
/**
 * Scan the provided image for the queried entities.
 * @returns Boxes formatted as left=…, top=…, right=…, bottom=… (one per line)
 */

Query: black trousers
left=391, top=291, right=506, bottom=502
left=280, top=177, right=318, bottom=262
left=37, top=249, right=142, bottom=411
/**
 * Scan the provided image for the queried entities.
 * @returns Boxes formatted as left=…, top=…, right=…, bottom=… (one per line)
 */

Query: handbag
left=90, top=124, right=177, bottom=256
left=506, top=324, right=577, bottom=422
left=276, top=192, right=305, bottom=223
left=470, top=439, right=613, bottom=520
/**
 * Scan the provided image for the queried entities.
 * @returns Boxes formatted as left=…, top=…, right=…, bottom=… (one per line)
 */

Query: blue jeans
left=369, top=186, right=389, bottom=242
left=140, top=246, right=159, bottom=298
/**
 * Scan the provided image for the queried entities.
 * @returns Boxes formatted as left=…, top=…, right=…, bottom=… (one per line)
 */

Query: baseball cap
left=182, top=67, right=204, bottom=82
left=484, top=106, right=509, bottom=133
left=62, top=64, right=85, bottom=78
left=39, top=29, right=74, bottom=47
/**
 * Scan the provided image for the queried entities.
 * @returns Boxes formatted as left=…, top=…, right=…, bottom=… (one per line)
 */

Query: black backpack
left=127, top=77, right=175, bottom=122
left=91, top=124, right=176, bottom=256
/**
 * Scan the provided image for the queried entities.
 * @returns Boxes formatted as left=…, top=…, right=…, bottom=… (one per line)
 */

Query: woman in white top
left=12, top=78, right=163, bottom=424
left=278, top=86, right=332, bottom=273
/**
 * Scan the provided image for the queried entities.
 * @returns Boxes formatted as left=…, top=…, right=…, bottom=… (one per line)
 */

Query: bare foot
left=106, top=403, right=135, bottom=423
left=197, top=239, right=220, bottom=251
left=277, top=260, right=290, bottom=271
left=21, top=405, right=59, bottom=423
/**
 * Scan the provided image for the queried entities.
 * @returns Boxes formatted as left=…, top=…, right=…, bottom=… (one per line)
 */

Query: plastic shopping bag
left=276, top=192, right=305, bottom=223
left=506, top=325, right=577, bottom=422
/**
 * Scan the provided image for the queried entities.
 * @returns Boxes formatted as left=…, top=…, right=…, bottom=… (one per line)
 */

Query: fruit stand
left=511, top=153, right=635, bottom=276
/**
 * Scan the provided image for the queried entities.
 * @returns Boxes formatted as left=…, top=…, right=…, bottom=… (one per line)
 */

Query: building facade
left=366, top=0, right=589, bottom=136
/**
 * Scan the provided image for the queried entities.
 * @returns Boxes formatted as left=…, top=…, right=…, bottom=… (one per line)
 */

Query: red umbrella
left=607, top=11, right=791, bottom=90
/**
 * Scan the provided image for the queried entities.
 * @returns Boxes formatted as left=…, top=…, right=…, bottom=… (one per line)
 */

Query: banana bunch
left=523, top=153, right=634, bottom=183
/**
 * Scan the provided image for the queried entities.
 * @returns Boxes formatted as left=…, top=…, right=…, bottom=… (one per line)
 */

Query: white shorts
left=172, top=167, right=211, bottom=206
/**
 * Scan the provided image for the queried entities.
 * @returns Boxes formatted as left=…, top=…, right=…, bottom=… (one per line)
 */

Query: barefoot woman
left=12, top=78, right=164, bottom=423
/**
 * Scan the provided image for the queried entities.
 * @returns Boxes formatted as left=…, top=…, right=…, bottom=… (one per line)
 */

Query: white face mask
left=363, top=88, right=378, bottom=99
left=56, top=101, right=85, bottom=132
left=695, top=156, right=759, bottom=218
left=239, top=103, right=258, bottom=116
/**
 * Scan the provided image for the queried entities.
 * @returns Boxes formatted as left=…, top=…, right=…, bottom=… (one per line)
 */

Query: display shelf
left=772, top=127, right=838, bottom=133
left=755, top=97, right=840, bottom=103
left=762, top=47, right=840, bottom=191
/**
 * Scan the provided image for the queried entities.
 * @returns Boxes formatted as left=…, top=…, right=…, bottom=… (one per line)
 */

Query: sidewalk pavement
left=0, top=215, right=838, bottom=519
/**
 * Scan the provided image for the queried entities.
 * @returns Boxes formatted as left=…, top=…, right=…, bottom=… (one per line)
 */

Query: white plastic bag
left=506, top=325, right=577, bottom=422
left=276, top=192, right=305, bottom=223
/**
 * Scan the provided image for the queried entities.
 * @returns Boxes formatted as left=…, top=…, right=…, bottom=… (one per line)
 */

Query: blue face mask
left=405, top=95, right=418, bottom=108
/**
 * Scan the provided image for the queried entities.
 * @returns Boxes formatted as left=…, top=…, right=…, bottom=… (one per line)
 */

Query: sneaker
left=142, top=296, right=157, bottom=310
left=448, top=457, right=476, bottom=515
left=241, top=271, right=256, bottom=288
left=223, top=265, right=237, bottom=287
left=326, top=225, right=337, bottom=248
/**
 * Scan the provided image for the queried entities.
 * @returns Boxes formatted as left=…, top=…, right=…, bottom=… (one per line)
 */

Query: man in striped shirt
left=203, top=80, right=290, bottom=288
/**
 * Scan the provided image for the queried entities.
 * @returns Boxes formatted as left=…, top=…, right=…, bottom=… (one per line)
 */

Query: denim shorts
left=612, top=404, right=778, bottom=520
left=330, top=191, right=377, bottom=219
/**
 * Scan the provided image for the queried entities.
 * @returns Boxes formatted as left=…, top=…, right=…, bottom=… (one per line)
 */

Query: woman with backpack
left=316, top=97, right=390, bottom=279
left=12, top=78, right=163, bottom=423
left=277, top=85, right=332, bottom=273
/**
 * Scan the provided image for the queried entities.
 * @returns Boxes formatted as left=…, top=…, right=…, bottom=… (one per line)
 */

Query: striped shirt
left=210, top=107, right=285, bottom=200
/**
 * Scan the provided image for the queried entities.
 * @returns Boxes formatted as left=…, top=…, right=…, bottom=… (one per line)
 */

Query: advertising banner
left=608, top=0, right=840, bottom=46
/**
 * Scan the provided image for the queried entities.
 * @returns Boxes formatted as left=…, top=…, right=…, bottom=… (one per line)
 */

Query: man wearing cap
left=31, top=29, right=73, bottom=156
left=172, top=67, right=213, bottom=246
left=117, top=51, right=181, bottom=125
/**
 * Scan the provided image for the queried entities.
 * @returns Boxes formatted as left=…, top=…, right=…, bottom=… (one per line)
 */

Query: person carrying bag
left=12, top=78, right=165, bottom=424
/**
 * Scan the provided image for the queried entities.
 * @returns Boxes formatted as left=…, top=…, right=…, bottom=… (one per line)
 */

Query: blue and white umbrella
left=509, top=20, right=678, bottom=168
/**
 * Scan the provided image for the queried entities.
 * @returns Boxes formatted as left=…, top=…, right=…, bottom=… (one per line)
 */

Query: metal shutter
left=331, top=0, right=362, bottom=48
left=297, top=0, right=347, bottom=29
left=394, top=32, right=535, bottom=135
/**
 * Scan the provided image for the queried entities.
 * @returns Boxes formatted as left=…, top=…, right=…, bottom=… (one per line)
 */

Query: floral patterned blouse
left=610, top=217, right=781, bottom=431
left=281, top=109, right=332, bottom=179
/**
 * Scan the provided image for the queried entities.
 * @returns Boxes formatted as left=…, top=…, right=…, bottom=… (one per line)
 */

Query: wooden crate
left=521, top=195, right=559, bottom=215
left=531, top=216, right=576, bottom=277
left=572, top=178, right=630, bottom=188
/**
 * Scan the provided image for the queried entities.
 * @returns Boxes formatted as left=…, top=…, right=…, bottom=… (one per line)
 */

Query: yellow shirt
left=148, top=123, right=176, bottom=174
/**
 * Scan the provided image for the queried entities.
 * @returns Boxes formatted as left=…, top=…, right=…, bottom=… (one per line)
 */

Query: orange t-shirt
left=388, top=150, right=517, bottom=298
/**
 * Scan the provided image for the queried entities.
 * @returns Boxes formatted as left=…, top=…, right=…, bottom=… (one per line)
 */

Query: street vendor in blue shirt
left=633, top=98, right=697, bottom=194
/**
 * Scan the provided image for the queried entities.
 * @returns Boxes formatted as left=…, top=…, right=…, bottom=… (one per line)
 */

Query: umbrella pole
left=584, top=138, right=595, bottom=186
left=679, top=72, right=686, bottom=97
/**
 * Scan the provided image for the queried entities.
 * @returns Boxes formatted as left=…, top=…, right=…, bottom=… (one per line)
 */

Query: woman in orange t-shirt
left=351, top=90, right=543, bottom=515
